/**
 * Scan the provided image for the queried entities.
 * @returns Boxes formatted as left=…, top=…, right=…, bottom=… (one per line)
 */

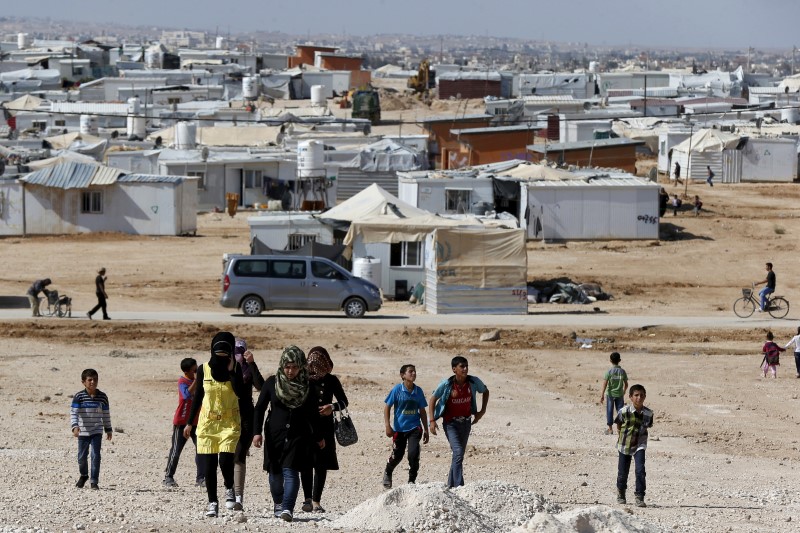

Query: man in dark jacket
left=27, top=278, right=52, bottom=317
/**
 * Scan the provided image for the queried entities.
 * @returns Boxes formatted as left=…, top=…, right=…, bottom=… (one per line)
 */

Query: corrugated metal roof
left=452, top=124, right=539, bottom=135
left=527, top=138, right=644, bottom=152
left=21, top=162, right=124, bottom=188
left=118, top=174, right=189, bottom=183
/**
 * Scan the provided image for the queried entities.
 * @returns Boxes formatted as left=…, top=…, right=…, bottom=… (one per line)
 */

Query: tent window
left=390, top=241, right=422, bottom=268
left=288, top=233, right=316, bottom=250
left=244, top=170, right=263, bottom=189
left=445, top=189, right=471, bottom=213
left=81, top=191, right=103, bottom=214
left=187, top=171, right=205, bottom=190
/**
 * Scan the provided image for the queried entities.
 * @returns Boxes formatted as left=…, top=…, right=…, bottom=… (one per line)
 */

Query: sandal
left=312, top=504, right=326, bottom=513
left=301, top=499, right=313, bottom=513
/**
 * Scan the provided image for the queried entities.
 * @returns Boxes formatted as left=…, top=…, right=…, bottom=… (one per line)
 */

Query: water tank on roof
left=310, top=85, right=326, bottom=107
left=589, top=61, right=599, bottom=73
left=353, top=257, right=382, bottom=289
left=242, top=76, right=259, bottom=100
left=127, top=97, right=141, bottom=115
left=175, top=122, right=197, bottom=149
left=17, top=33, right=31, bottom=50
left=297, top=140, right=325, bottom=178
left=80, top=115, right=98, bottom=135
left=216, top=36, right=226, bottom=50
left=127, top=116, right=146, bottom=139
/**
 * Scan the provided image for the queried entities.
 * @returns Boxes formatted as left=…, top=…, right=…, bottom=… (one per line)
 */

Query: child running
left=762, top=331, right=785, bottom=379
left=163, top=358, right=205, bottom=488
left=383, top=364, right=429, bottom=489
left=615, top=384, right=653, bottom=508
left=71, top=369, right=113, bottom=489
left=599, top=352, right=628, bottom=435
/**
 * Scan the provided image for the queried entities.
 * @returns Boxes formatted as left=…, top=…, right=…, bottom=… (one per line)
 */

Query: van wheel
left=241, top=296, right=264, bottom=317
left=344, top=297, right=366, bottom=318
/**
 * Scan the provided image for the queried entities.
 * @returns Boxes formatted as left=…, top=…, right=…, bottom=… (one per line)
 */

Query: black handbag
left=333, top=408, right=358, bottom=446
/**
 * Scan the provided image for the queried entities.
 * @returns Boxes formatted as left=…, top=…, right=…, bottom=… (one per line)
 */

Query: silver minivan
left=220, top=254, right=382, bottom=318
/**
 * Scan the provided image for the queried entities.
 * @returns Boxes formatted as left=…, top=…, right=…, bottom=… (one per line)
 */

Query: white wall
left=398, top=178, right=494, bottom=214
left=526, top=183, right=660, bottom=240
left=0, top=180, right=24, bottom=235
left=741, top=138, right=798, bottom=182
left=351, top=238, right=426, bottom=298
left=249, top=215, right=334, bottom=250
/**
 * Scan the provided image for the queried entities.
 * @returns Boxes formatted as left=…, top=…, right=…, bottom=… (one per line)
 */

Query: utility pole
left=747, top=47, right=754, bottom=73
left=793, top=46, right=797, bottom=76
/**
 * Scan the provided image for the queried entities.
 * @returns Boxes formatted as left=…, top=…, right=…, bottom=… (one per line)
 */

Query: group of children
left=69, top=351, right=490, bottom=518
left=761, top=328, right=800, bottom=379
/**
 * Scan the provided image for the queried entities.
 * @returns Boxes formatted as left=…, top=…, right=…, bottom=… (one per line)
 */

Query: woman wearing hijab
left=229, top=338, right=264, bottom=511
left=300, top=346, right=348, bottom=513
left=184, top=332, right=245, bottom=518
left=253, top=346, right=323, bottom=523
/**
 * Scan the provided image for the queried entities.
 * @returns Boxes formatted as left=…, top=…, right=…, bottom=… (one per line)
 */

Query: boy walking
left=600, top=352, right=628, bottom=435
left=615, top=384, right=653, bottom=508
left=164, top=358, right=206, bottom=487
left=383, top=364, right=428, bottom=488
left=71, top=369, right=113, bottom=489
left=428, top=356, right=489, bottom=488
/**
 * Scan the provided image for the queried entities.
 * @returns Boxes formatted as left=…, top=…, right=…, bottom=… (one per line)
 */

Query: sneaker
left=634, top=495, right=646, bottom=508
left=233, top=495, right=243, bottom=511
left=382, top=470, right=392, bottom=489
left=616, top=489, right=626, bottom=504
left=90, top=483, right=99, bottom=490
left=163, top=477, right=178, bottom=488
left=102, top=316, right=111, bottom=320
left=312, top=504, right=326, bottom=513
left=273, top=503, right=282, bottom=518
left=301, top=499, right=313, bottom=512
left=224, top=488, right=236, bottom=510
left=206, top=501, right=218, bottom=518
left=280, top=510, right=293, bottom=522
left=195, top=478, right=206, bottom=487
left=75, top=475, right=89, bottom=488
left=86, top=312, right=92, bottom=320
left=605, top=427, right=613, bottom=435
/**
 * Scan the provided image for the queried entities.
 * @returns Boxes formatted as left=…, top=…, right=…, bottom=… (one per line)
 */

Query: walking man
left=87, top=267, right=110, bottom=320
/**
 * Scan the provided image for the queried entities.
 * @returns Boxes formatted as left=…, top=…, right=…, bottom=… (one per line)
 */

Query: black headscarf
left=208, top=331, right=235, bottom=382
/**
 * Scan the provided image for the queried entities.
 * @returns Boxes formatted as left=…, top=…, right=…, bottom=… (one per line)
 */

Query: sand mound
left=511, top=505, right=663, bottom=533
left=328, top=480, right=560, bottom=532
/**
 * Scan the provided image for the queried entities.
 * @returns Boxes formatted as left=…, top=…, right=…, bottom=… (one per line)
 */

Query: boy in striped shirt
left=70, top=369, right=113, bottom=489
left=614, top=384, right=653, bottom=508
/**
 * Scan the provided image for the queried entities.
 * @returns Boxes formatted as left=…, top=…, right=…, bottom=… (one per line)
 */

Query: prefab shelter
left=522, top=176, right=660, bottom=241
left=15, top=162, right=198, bottom=235
left=670, top=129, right=741, bottom=183
left=425, top=228, right=527, bottom=314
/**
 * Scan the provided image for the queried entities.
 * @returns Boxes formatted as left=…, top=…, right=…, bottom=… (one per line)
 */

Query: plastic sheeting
left=344, top=213, right=482, bottom=247
left=251, top=236, right=345, bottom=260
left=319, top=183, right=429, bottom=223
left=672, top=128, right=740, bottom=153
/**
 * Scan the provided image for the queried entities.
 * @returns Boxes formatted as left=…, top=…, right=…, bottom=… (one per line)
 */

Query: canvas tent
left=425, top=228, right=528, bottom=314
left=670, top=128, right=742, bottom=183
left=317, top=183, right=429, bottom=225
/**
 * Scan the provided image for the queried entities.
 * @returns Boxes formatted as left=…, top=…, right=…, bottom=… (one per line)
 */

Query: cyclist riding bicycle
left=754, top=262, right=776, bottom=312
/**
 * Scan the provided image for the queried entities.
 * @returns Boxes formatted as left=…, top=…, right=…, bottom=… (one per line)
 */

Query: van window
left=312, top=261, right=345, bottom=280
left=234, top=259, right=269, bottom=276
left=271, top=260, right=306, bottom=279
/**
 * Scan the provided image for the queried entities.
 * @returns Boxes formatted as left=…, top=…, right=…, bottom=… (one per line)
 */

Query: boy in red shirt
left=163, top=358, right=206, bottom=487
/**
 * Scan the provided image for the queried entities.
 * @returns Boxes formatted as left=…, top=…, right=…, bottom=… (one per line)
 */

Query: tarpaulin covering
left=427, top=228, right=526, bottom=288
left=318, top=183, right=429, bottom=223
left=672, top=128, right=740, bottom=153
left=344, top=213, right=481, bottom=246
left=251, top=236, right=345, bottom=260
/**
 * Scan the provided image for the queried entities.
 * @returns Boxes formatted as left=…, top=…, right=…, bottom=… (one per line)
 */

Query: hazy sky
left=6, top=0, right=799, bottom=50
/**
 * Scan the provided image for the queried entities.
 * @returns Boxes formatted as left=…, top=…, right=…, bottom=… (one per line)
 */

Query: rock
left=480, top=330, right=500, bottom=342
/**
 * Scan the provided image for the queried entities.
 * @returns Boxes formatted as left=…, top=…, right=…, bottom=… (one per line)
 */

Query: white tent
left=672, top=129, right=740, bottom=153
left=318, top=183, right=429, bottom=222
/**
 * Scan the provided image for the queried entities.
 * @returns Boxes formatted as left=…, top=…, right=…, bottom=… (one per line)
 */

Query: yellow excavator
left=407, top=59, right=434, bottom=94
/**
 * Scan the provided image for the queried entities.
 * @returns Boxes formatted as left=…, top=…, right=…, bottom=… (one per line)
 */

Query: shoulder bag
left=333, top=407, right=358, bottom=446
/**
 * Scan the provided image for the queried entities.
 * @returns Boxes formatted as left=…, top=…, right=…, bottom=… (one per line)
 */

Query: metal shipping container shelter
left=425, top=227, right=528, bottom=314
left=522, top=177, right=660, bottom=241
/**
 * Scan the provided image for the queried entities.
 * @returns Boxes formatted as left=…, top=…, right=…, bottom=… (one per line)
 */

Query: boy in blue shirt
left=382, top=364, right=429, bottom=489
left=70, top=368, right=113, bottom=489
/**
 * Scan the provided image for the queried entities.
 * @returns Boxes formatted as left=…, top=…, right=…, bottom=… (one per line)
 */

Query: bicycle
left=733, top=284, right=789, bottom=319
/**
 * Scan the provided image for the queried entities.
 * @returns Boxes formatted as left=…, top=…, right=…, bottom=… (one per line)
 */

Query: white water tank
left=781, top=107, right=800, bottom=124
left=243, top=76, right=259, bottom=100
left=216, top=36, right=226, bottom=50
left=17, top=33, right=31, bottom=50
left=353, top=257, right=382, bottom=289
left=297, top=140, right=325, bottom=177
left=127, top=116, right=146, bottom=138
left=310, top=85, right=326, bottom=107
left=175, top=122, right=197, bottom=149
left=80, top=115, right=98, bottom=135
left=588, top=61, right=599, bottom=73
left=127, top=97, right=141, bottom=115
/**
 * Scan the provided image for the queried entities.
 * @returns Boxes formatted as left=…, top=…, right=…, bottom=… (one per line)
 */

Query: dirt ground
left=2, top=172, right=800, bottom=531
